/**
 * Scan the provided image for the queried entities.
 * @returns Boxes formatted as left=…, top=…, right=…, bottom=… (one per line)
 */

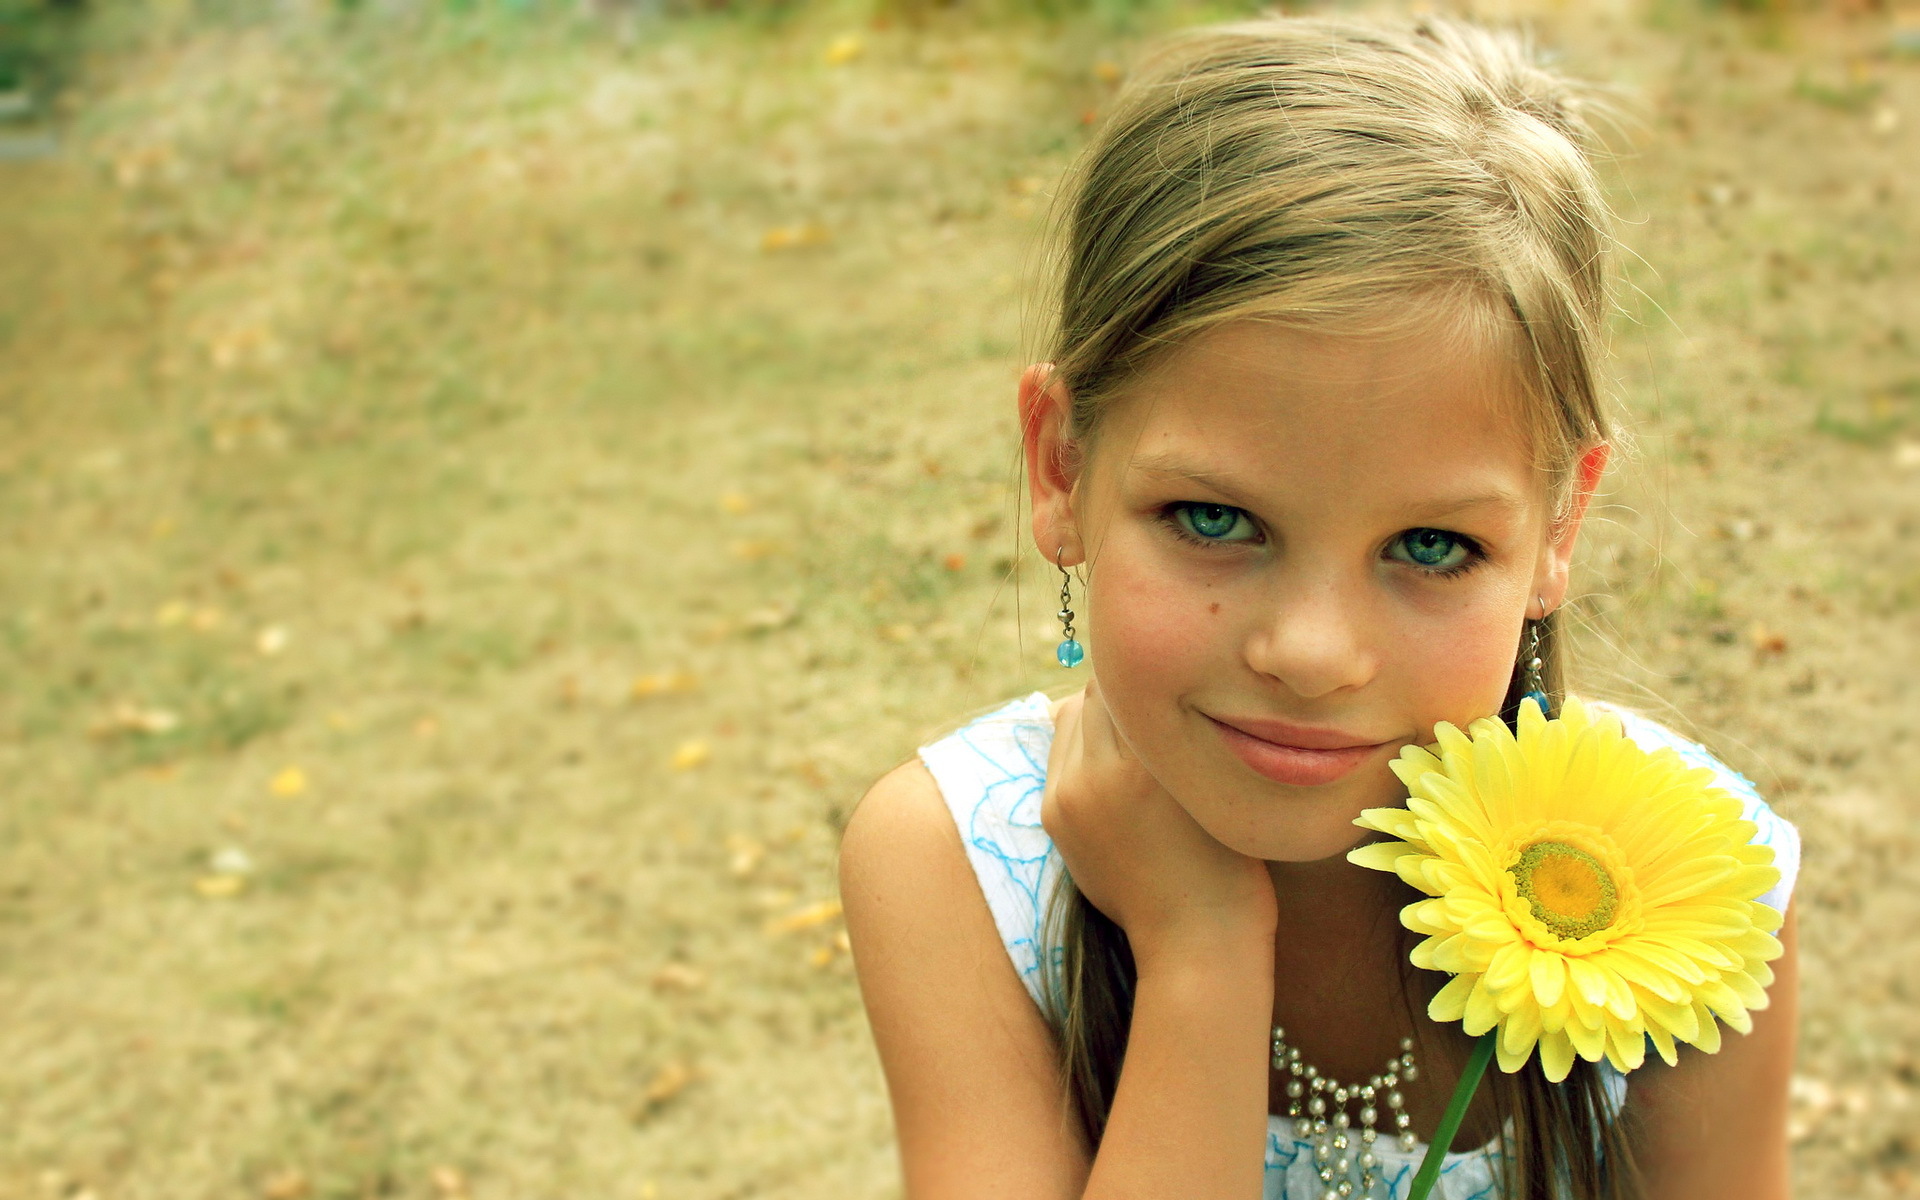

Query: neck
left=1266, top=850, right=1407, bottom=933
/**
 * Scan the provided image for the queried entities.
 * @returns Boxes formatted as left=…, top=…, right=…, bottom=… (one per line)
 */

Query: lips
left=1207, top=715, right=1397, bottom=787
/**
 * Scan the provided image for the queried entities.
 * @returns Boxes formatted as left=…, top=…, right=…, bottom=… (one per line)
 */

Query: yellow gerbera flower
left=1348, top=697, right=1785, bottom=1083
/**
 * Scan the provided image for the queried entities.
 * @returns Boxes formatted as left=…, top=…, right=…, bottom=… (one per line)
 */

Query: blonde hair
left=1036, top=16, right=1639, bottom=1199
left=1047, top=15, right=1612, bottom=516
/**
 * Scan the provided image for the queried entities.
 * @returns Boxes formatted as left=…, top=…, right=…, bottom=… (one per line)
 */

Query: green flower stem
left=1407, top=1031, right=1496, bottom=1200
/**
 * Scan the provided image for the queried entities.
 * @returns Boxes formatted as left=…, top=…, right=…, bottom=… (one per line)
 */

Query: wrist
left=1130, top=914, right=1276, bottom=981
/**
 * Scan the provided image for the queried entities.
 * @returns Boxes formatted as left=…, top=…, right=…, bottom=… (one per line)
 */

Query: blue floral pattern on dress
left=918, top=693, right=1800, bottom=1199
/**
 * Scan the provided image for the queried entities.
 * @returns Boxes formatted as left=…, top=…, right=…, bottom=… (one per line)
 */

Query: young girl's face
left=1030, top=317, right=1592, bottom=864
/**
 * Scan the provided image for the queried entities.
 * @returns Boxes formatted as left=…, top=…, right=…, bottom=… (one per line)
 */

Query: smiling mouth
left=1206, top=716, right=1396, bottom=787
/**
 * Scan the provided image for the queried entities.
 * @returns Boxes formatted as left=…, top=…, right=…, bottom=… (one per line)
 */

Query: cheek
left=1082, top=547, right=1226, bottom=709
left=1396, top=594, right=1526, bottom=726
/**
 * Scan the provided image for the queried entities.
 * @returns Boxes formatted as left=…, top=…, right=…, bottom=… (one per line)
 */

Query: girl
left=839, top=17, right=1800, bottom=1200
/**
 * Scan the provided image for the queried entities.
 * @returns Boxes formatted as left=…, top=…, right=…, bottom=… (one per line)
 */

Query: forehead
left=1096, top=319, right=1540, bottom=512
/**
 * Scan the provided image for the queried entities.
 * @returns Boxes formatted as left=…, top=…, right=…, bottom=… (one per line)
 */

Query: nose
left=1241, top=569, right=1378, bottom=701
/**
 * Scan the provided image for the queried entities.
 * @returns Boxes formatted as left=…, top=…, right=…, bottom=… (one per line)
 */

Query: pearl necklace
left=1271, top=1026, right=1419, bottom=1200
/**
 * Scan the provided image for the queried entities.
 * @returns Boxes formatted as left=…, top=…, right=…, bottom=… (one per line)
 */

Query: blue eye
left=1173, top=503, right=1254, bottom=542
left=1392, top=528, right=1474, bottom=572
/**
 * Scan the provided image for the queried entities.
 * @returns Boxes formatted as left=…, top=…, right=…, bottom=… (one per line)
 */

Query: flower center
left=1510, top=840, right=1618, bottom=940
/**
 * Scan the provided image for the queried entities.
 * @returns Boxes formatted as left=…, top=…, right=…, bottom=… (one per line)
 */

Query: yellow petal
left=1646, top=1023, right=1679, bottom=1067
left=1539, top=1030, right=1576, bottom=1082
left=1638, top=991, right=1700, bottom=1043
left=1565, top=956, right=1611, bottom=1010
left=1500, top=1001, right=1543, bottom=1064
left=1463, top=978, right=1501, bottom=1036
left=1484, top=940, right=1531, bottom=994
left=1348, top=840, right=1412, bottom=872
left=1726, top=968, right=1768, bottom=1012
left=1430, top=973, right=1476, bottom=1023
left=1688, top=1002, right=1723, bottom=1054
left=1604, top=1021, right=1647, bottom=1073
left=1529, top=950, right=1567, bottom=1010
left=1356, top=807, right=1424, bottom=842
left=1566, top=1017, right=1606, bottom=1063
left=1403, top=899, right=1454, bottom=936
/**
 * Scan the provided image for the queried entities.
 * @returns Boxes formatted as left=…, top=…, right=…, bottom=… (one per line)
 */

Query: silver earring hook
left=1054, top=546, right=1083, bottom=668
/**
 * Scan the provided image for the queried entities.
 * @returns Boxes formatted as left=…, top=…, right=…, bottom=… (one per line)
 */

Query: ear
left=1019, top=363, right=1085, bottom=567
left=1534, top=442, right=1611, bottom=615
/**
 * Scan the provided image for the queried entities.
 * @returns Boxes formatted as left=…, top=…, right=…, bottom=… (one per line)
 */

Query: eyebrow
left=1128, top=451, right=1532, bottom=521
left=1129, top=452, right=1260, bottom=506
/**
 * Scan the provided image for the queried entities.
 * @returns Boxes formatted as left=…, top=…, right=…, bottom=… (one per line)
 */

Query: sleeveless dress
left=917, top=693, right=1802, bottom=1200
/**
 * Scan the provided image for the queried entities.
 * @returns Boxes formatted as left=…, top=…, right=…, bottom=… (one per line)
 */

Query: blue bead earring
left=1055, top=548, right=1084, bottom=668
left=1521, top=599, right=1550, bottom=716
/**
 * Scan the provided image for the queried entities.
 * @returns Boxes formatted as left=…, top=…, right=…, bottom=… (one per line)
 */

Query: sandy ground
left=0, top=2, right=1915, bottom=1198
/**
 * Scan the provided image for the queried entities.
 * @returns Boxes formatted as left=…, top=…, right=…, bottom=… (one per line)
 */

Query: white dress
left=918, top=692, right=1802, bottom=1200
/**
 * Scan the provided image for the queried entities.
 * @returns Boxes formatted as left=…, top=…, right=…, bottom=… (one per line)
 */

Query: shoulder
left=840, top=756, right=1013, bottom=1021
left=839, top=758, right=964, bottom=904
left=843, top=694, right=1068, bottom=1014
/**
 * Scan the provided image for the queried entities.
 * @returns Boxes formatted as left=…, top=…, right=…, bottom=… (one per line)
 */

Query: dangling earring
left=1055, top=548, right=1084, bottom=668
left=1521, top=597, right=1550, bottom=716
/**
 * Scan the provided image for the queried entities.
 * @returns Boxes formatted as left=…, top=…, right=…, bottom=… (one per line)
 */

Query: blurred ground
left=0, top=2, right=1915, bottom=1198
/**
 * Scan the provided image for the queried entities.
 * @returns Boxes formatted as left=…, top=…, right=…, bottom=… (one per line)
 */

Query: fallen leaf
left=155, top=600, right=190, bottom=627
left=91, top=702, right=181, bottom=738
left=943, top=552, right=966, bottom=572
left=791, top=759, right=828, bottom=788
left=429, top=1165, right=469, bottom=1197
left=270, top=766, right=308, bottom=797
left=725, top=834, right=765, bottom=878
left=1870, top=105, right=1899, bottom=135
left=824, top=33, right=863, bottom=65
left=1093, top=60, right=1122, bottom=84
left=255, top=625, right=288, bottom=656
left=1894, top=440, right=1920, bottom=470
left=195, top=874, right=246, bottom=898
left=638, top=1061, right=695, bottom=1116
left=210, top=846, right=255, bottom=876
left=834, top=929, right=852, bottom=953
left=414, top=715, right=441, bottom=738
left=261, top=1170, right=310, bottom=1200
left=766, top=898, right=843, bottom=935
left=808, top=944, right=835, bottom=968
left=1747, top=623, right=1788, bottom=655
left=632, top=670, right=699, bottom=700
left=719, top=491, right=751, bottom=515
left=877, top=623, right=913, bottom=643
left=760, top=223, right=831, bottom=252
left=730, top=539, right=784, bottom=562
left=741, top=602, right=799, bottom=633
left=189, top=606, right=223, bottom=632
left=651, top=962, right=708, bottom=993
left=670, top=740, right=711, bottom=771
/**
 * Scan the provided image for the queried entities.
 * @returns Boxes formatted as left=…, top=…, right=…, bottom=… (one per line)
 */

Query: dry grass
left=0, top=2, right=1915, bottom=1198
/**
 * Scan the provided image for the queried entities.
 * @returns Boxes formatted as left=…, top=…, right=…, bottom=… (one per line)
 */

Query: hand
left=1043, top=680, right=1277, bottom=963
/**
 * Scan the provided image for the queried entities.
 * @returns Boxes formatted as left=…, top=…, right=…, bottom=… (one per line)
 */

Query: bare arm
left=1628, top=907, right=1799, bottom=1200
left=841, top=755, right=1276, bottom=1200
left=841, top=760, right=1089, bottom=1200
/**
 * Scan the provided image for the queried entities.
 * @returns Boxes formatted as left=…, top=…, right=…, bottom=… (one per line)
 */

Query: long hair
left=1032, top=16, right=1638, bottom=1199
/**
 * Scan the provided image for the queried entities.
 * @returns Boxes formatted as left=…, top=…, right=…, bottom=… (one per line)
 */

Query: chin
left=1187, top=785, right=1384, bottom=864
